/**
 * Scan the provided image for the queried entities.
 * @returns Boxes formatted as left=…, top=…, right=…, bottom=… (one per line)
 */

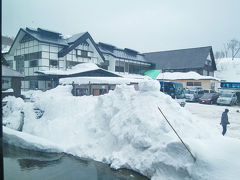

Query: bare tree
left=214, top=50, right=226, bottom=59
left=220, top=50, right=225, bottom=58
left=223, top=43, right=229, bottom=58
left=227, top=39, right=240, bottom=60
left=215, top=51, right=221, bottom=59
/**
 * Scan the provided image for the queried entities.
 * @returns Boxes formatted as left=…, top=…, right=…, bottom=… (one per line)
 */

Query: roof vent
left=37, top=28, right=62, bottom=39
left=124, top=48, right=138, bottom=56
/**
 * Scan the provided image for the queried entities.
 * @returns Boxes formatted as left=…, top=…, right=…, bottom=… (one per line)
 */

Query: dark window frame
left=29, top=60, right=38, bottom=67
left=186, top=82, right=194, bottom=86
left=49, top=60, right=59, bottom=67
left=115, top=66, right=124, bottom=72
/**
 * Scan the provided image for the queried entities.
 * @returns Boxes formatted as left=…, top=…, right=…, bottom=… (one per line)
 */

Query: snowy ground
left=2, top=82, right=240, bottom=180
left=185, top=103, right=240, bottom=139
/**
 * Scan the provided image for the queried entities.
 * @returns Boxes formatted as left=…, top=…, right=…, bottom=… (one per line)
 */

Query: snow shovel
left=158, top=106, right=196, bottom=162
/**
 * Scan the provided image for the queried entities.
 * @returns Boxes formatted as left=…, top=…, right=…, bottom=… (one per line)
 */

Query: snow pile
left=2, top=96, right=25, bottom=130
left=3, top=82, right=240, bottom=179
left=215, top=58, right=240, bottom=82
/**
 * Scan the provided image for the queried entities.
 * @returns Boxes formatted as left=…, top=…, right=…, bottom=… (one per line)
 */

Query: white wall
left=106, top=55, right=115, bottom=71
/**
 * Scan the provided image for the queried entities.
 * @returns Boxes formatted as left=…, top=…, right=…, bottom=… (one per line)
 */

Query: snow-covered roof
left=215, top=58, right=240, bottom=82
left=35, top=63, right=103, bottom=75
left=2, top=65, right=24, bottom=77
left=2, top=45, right=11, bottom=53
left=60, top=76, right=149, bottom=85
left=156, top=71, right=220, bottom=81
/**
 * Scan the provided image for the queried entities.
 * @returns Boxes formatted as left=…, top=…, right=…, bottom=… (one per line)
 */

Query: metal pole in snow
left=158, top=106, right=196, bottom=162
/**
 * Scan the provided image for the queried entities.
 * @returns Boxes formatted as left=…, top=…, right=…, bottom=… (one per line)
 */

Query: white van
left=217, top=93, right=237, bottom=106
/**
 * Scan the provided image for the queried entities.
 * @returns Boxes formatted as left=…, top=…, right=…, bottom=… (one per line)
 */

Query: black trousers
left=222, top=125, right=227, bottom=136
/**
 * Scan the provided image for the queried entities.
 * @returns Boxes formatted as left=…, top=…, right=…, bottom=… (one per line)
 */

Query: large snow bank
left=3, top=82, right=240, bottom=179
left=215, top=58, right=240, bottom=82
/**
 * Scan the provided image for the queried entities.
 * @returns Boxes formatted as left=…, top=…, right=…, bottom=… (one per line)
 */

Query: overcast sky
left=2, top=0, right=240, bottom=53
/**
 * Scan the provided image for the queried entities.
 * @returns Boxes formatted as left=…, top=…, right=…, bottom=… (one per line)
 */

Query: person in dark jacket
left=220, top=109, right=230, bottom=136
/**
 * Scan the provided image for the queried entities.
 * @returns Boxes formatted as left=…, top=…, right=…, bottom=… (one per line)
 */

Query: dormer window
left=205, top=60, right=212, bottom=66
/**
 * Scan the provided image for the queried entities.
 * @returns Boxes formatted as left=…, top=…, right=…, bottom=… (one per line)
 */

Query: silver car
left=217, top=93, right=237, bottom=106
left=185, top=89, right=204, bottom=102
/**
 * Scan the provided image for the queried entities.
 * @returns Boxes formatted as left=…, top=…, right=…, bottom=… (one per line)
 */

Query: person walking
left=220, top=109, right=230, bottom=136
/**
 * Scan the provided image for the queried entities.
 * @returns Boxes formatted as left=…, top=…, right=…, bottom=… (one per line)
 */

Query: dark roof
left=24, top=27, right=69, bottom=46
left=98, top=42, right=151, bottom=64
left=143, top=46, right=216, bottom=70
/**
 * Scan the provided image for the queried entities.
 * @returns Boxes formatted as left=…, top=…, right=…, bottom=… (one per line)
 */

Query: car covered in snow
left=217, top=92, right=238, bottom=106
left=198, top=93, right=219, bottom=104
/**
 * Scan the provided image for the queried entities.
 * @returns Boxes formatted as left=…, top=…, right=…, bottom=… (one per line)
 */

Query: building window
left=203, top=70, right=208, bottom=76
left=186, top=82, right=202, bottom=86
left=194, top=82, right=201, bottom=86
left=29, top=60, right=38, bottom=67
left=186, top=82, right=194, bottom=86
left=76, top=49, right=91, bottom=58
left=30, top=80, right=38, bottom=89
left=7, top=60, right=13, bottom=68
left=205, top=60, right=212, bottom=66
left=129, top=64, right=141, bottom=74
left=2, top=77, right=11, bottom=90
left=76, top=88, right=89, bottom=96
left=16, top=58, right=24, bottom=73
left=24, top=52, right=42, bottom=61
left=49, top=60, right=58, bottom=67
left=209, top=71, right=214, bottom=77
left=115, top=66, right=124, bottom=72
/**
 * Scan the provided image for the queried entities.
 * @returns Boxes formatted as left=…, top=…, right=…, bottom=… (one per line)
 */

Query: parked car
left=199, top=93, right=219, bottom=104
left=185, top=89, right=204, bottom=102
left=217, top=93, right=238, bottom=106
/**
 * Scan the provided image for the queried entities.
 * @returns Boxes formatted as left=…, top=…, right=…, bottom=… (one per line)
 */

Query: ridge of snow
left=3, top=82, right=240, bottom=179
